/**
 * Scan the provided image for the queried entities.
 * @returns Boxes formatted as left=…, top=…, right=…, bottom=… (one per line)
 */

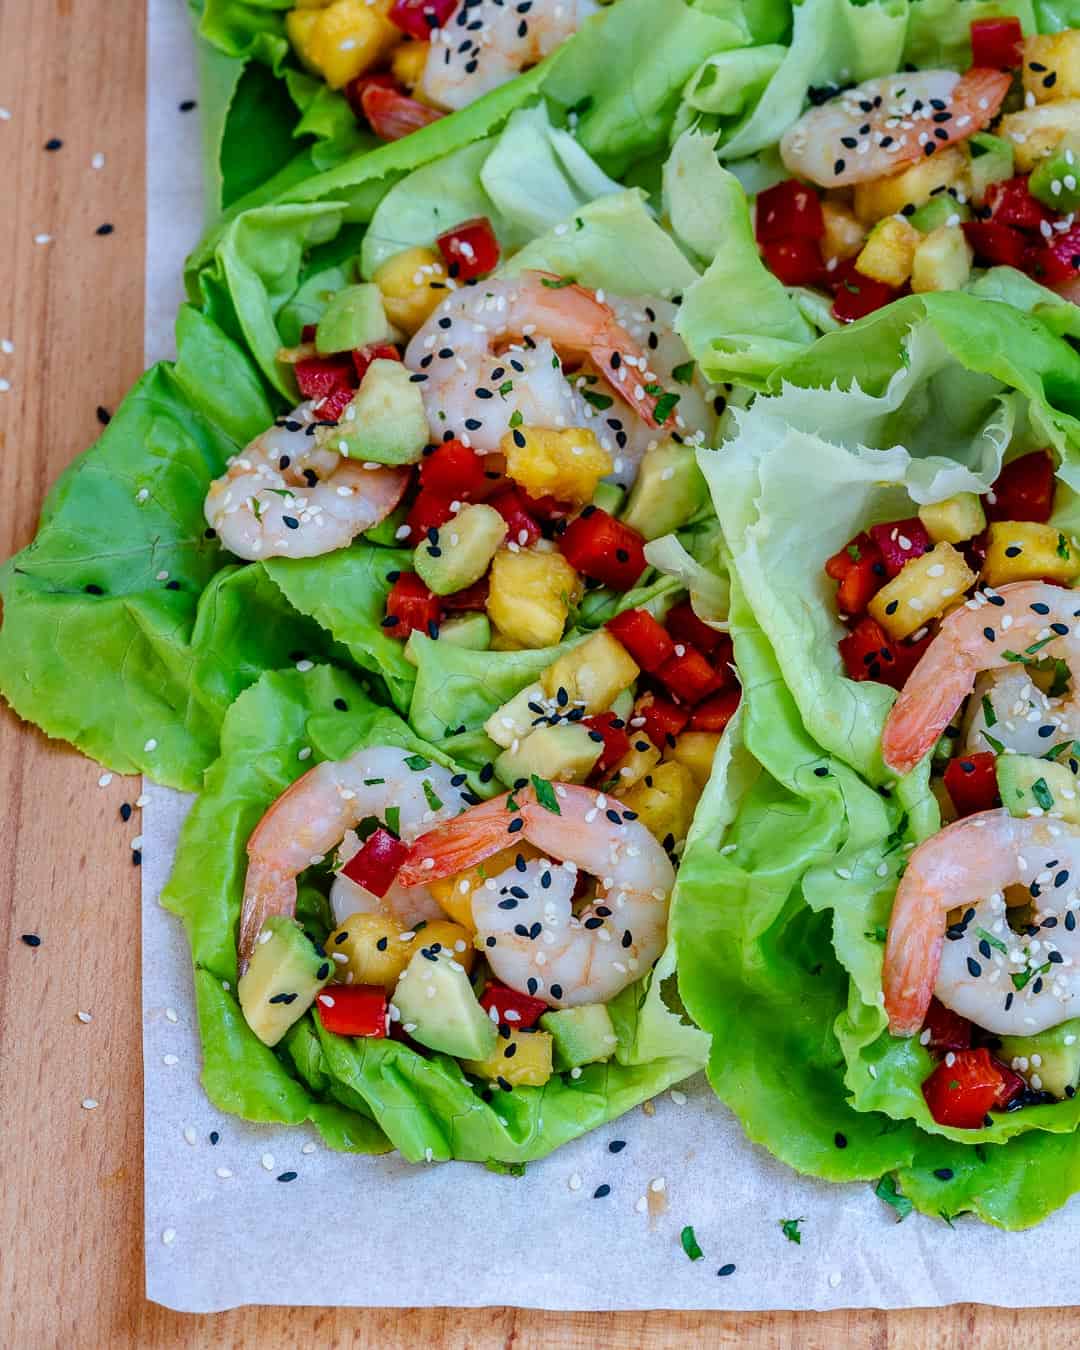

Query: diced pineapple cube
left=286, top=0, right=398, bottom=89
left=541, top=630, right=640, bottom=715
left=910, top=224, right=972, bottom=294
left=407, top=918, right=475, bottom=973
left=982, top=521, right=1080, bottom=588
left=462, top=1028, right=554, bottom=1087
left=326, top=912, right=410, bottom=988
left=372, top=246, right=449, bottom=334
left=665, top=731, right=721, bottom=791
left=853, top=148, right=967, bottom=223
left=1001, top=101, right=1080, bottom=171
left=868, top=542, right=976, bottom=640
left=918, top=492, right=986, bottom=544
left=611, top=735, right=661, bottom=789
left=391, top=39, right=428, bottom=90
left=489, top=630, right=527, bottom=650
left=501, top=426, right=613, bottom=506
left=486, top=547, right=581, bottom=648
left=821, top=199, right=866, bottom=262
left=855, top=216, right=920, bottom=287
left=617, top=760, right=698, bottom=848
left=484, top=682, right=546, bottom=748
left=428, top=845, right=540, bottom=932
left=1023, top=33, right=1080, bottom=106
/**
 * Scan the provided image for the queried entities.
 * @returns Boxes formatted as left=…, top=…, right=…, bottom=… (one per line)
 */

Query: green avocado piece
left=1029, top=138, right=1080, bottom=212
left=392, top=947, right=497, bottom=1060
left=494, top=722, right=603, bottom=787
left=315, top=284, right=391, bottom=355
left=909, top=195, right=971, bottom=233
left=405, top=611, right=490, bottom=665
left=968, top=132, right=1015, bottom=203
left=998, top=1018, right=1080, bottom=1098
left=317, top=359, right=428, bottom=465
left=593, top=481, right=625, bottom=515
left=996, top=754, right=1080, bottom=825
left=238, top=915, right=332, bottom=1048
left=484, top=681, right=546, bottom=748
left=413, top=503, right=507, bottom=596
left=621, top=442, right=707, bottom=541
left=540, top=1002, right=618, bottom=1070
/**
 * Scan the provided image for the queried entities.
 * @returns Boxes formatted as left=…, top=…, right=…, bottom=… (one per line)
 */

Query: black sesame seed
left=210, top=1130, right=220, bottom=1144
left=967, top=957, right=982, bottom=978
left=179, top=99, right=197, bottom=111
left=45, top=137, right=62, bottom=150
left=84, top=583, right=104, bottom=595
left=20, top=933, right=41, bottom=948
left=550, top=983, right=563, bottom=1000
left=593, top=1184, right=611, bottom=1199
left=933, top=1168, right=954, bottom=1180
left=277, top=1171, right=298, bottom=1182
left=132, top=850, right=142, bottom=867
left=983, top=627, right=995, bottom=642
left=96, top=223, right=114, bottom=236
left=717, top=1264, right=736, bottom=1278
left=834, top=158, right=846, bottom=175
left=834, top=1132, right=847, bottom=1149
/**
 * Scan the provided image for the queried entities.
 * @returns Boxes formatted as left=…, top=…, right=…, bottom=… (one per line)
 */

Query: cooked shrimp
left=883, top=809, right=1080, bottom=1036
left=238, top=747, right=471, bottom=968
left=780, top=68, right=1011, bottom=189
left=204, top=401, right=409, bottom=561
left=882, top=582, right=1080, bottom=776
left=398, top=784, right=675, bottom=1006
left=420, top=0, right=599, bottom=113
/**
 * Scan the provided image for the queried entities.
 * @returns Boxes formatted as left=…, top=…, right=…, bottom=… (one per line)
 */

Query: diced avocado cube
left=541, top=630, right=639, bottom=714
left=238, top=915, right=332, bottom=1048
left=917, top=492, right=986, bottom=545
left=908, top=195, right=971, bottom=234
left=315, top=283, right=391, bottom=355
left=621, top=442, right=707, bottom=541
left=364, top=500, right=408, bottom=547
left=1029, top=138, right=1080, bottom=211
left=392, top=946, right=497, bottom=1060
left=968, top=132, right=1015, bottom=202
left=462, top=1028, right=554, bottom=1087
left=413, top=503, right=507, bottom=596
left=317, top=359, right=428, bottom=465
left=593, top=481, right=625, bottom=516
left=998, top=1018, right=1080, bottom=1098
left=405, top=611, right=490, bottom=666
left=996, top=754, right=1080, bottom=824
left=910, top=225, right=972, bottom=295
left=484, top=681, right=547, bottom=749
left=541, top=1003, right=618, bottom=1070
left=610, top=687, right=635, bottom=721
left=494, top=723, right=603, bottom=787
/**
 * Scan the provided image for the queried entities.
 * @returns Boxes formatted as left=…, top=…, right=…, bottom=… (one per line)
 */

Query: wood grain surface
left=1, top=1, right=1078, bottom=1345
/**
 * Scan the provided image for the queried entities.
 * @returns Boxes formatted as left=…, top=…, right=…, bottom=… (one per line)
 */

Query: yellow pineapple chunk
left=541, top=630, right=639, bottom=715
left=429, top=845, right=540, bottom=932
left=286, top=0, right=398, bottom=89
left=821, top=199, right=866, bottom=262
left=611, top=735, right=661, bottom=789
left=910, top=224, right=972, bottom=294
left=463, top=1028, right=554, bottom=1087
left=853, top=148, right=967, bottom=223
left=665, top=731, right=721, bottom=791
left=326, top=912, right=410, bottom=988
left=1001, top=101, right=1080, bottom=171
left=486, top=547, right=580, bottom=648
left=372, top=246, right=449, bottom=334
left=1023, top=33, right=1080, bottom=106
left=868, top=542, right=976, bottom=640
left=855, top=216, right=920, bottom=287
left=618, top=759, right=698, bottom=848
left=982, top=521, right=1080, bottom=588
left=501, top=426, right=613, bottom=507
left=391, top=39, right=428, bottom=91
left=406, top=918, right=475, bottom=974
left=918, top=492, right=986, bottom=545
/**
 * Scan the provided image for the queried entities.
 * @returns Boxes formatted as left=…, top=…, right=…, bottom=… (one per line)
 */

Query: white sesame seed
left=829, top=1272, right=842, bottom=1288
left=298, top=746, right=312, bottom=761
left=162, top=1228, right=176, bottom=1246
left=183, top=1126, right=198, bottom=1145
left=649, top=1176, right=666, bottom=1193
left=163, top=1054, right=179, bottom=1066
left=0, top=107, right=11, bottom=120
left=670, top=1089, right=687, bottom=1105
left=302, top=1141, right=317, bottom=1155
left=77, top=1010, right=92, bottom=1024
left=98, top=772, right=113, bottom=787
left=568, top=1173, right=583, bottom=1191
left=0, top=379, right=9, bottom=393
left=261, top=1153, right=275, bottom=1171
left=91, top=151, right=106, bottom=169
left=215, top=1167, right=233, bottom=1179
left=81, top=1097, right=99, bottom=1110
left=296, top=659, right=314, bottom=673
left=34, top=232, right=52, bottom=245
left=635, top=1195, right=648, bottom=1213
left=144, top=737, right=157, bottom=752
left=165, top=1007, right=178, bottom=1023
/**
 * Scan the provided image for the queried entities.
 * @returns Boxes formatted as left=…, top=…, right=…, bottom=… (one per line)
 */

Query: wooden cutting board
left=0, top=0, right=1075, bottom=1343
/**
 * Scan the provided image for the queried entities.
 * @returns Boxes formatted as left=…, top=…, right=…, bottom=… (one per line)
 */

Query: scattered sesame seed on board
left=97, top=772, right=113, bottom=787
left=76, top=1010, right=92, bottom=1024
left=261, top=1154, right=275, bottom=1171
left=161, top=1228, right=177, bottom=1246
left=81, top=1098, right=99, bottom=1110
left=568, top=1173, right=582, bottom=1191
left=183, top=1127, right=197, bottom=1146
left=165, top=1007, right=178, bottom=1023
left=162, top=1054, right=178, bottom=1067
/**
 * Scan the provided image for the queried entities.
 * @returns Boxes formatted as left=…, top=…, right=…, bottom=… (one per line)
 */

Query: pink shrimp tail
left=882, top=885, right=944, bottom=1037
left=881, top=628, right=976, bottom=776
left=397, top=793, right=519, bottom=885
left=237, top=860, right=297, bottom=971
left=953, top=66, right=1012, bottom=130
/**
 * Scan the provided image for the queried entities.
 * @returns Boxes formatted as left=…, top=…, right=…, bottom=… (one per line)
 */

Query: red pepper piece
left=343, top=72, right=399, bottom=121
left=605, top=608, right=675, bottom=674
left=887, top=630, right=933, bottom=689
left=633, top=691, right=690, bottom=750
left=830, top=259, right=898, bottom=323
left=969, top=16, right=1024, bottom=68
left=301, top=323, right=318, bottom=344
left=385, top=572, right=443, bottom=639
left=419, top=438, right=488, bottom=499
left=342, top=826, right=410, bottom=896
left=762, top=236, right=827, bottom=287
left=294, top=353, right=356, bottom=402
left=984, top=450, right=1055, bottom=523
left=389, top=0, right=458, bottom=39
left=314, top=385, right=356, bottom=423
left=825, top=532, right=887, bottom=616
left=1022, top=240, right=1076, bottom=287
left=869, top=518, right=932, bottom=579
left=360, top=85, right=444, bottom=141
left=922, top=997, right=973, bottom=1053
left=922, top=1047, right=1007, bottom=1128
left=943, top=751, right=1000, bottom=818
left=436, top=216, right=501, bottom=281
left=479, top=981, right=549, bottom=1029
left=441, top=577, right=490, bottom=612
left=664, top=600, right=727, bottom=658
left=404, top=487, right=457, bottom=543
left=582, top=712, right=632, bottom=775
left=317, top=985, right=388, bottom=1038
left=962, top=220, right=1028, bottom=269
left=488, top=487, right=542, bottom=547
left=689, top=686, right=741, bottom=734
left=520, top=491, right=572, bottom=522
left=992, top=1059, right=1026, bottom=1109
left=558, top=508, right=647, bottom=590
left=657, top=644, right=726, bottom=705
left=1043, top=221, right=1080, bottom=281
left=755, top=179, right=825, bottom=244
left=986, top=176, right=1054, bottom=232
left=838, top=617, right=896, bottom=684
left=352, top=342, right=401, bottom=381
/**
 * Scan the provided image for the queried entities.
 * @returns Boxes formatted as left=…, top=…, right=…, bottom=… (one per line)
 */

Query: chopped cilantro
left=1011, top=960, right=1051, bottom=991
left=583, top=389, right=614, bottom=411
left=530, top=775, right=561, bottom=814
left=981, top=693, right=996, bottom=727
left=680, top=1225, right=704, bottom=1261
left=505, top=793, right=520, bottom=812
left=566, top=94, right=594, bottom=118
left=780, top=1217, right=803, bottom=1244
left=384, top=806, right=401, bottom=836
left=509, top=409, right=523, bottom=428
left=541, top=275, right=575, bottom=289
left=672, top=360, right=696, bottom=384
left=404, top=754, right=431, bottom=771
left=653, top=391, right=680, bottom=423
left=498, top=380, right=514, bottom=398
left=975, top=925, right=1008, bottom=954
left=875, top=1175, right=913, bottom=1221
left=981, top=730, right=1005, bottom=754
left=846, top=542, right=862, bottom=563
left=1059, top=532, right=1072, bottom=561
left=1032, top=777, right=1055, bottom=811
left=422, top=780, right=443, bottom=812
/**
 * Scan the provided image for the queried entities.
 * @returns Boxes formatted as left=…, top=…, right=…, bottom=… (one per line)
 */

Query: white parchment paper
left=142, top=0, right=1080, bottom=1312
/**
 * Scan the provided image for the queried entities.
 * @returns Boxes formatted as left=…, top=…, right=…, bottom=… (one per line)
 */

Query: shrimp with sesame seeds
left=238, top=747, right=471, bottom=969
left=883, top=809, right=1080, bottom=1036
left=204, top=401, right=409, bottom=561
left=420, top=0, right=599, bottom=113
left=882, top=582, right=1080, bottom=776
left=397, top=783, right=675, bottom=1007
left=779, top=68, right=1010, bottom=188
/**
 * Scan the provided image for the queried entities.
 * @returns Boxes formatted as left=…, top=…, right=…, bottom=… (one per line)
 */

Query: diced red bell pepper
left=830, top=259, right=898, bottom=323
left=317, top=985, right=388, bottom=1038
left=558, top=508, right=647, bottom=590
left=986, top=176, right=1053, bottom=232
left=869, top=518, right=932, bottom=579
left=992, top=1059, right=1026, bottom=1109
left=1022, top=240, right=1076, bottom=287
left=657, top=644, right=725, bottom=706
left=360, top=85, right=444, bottom=141
left=605, top=608, right=676, bottom=674
left=761, top=237, right=827, bottom=288
left=404, top=487, right=457, bottom=543
left=521, top=491, right=572, bottom=522
left=385, top=572, right=443, bottom=639
left=943, top=751, right=1000, bottom=818
left=922, top=997, right=972, bottom=1053
left=488, top=487, right=542, bottom=547
left=389, top=0, right=458, bottom=40
left=343, top=72, right=400, bottom=121
left=664, top=600, right=727, bottom=658
left=314, top=385, right=356, bottom=423
left=479, top=981, right=549, bottom=1029
left=970, top=16, right=1024, bottom=69
left=689, top=686, right=741, bottom=734
left=441, top=577, right=489, bottom=612
left=755, top=179, right=825, bottom=244
left=294, top=353, right=356, bottom=402
left=582, top=712, right=632, bottom=775
left=1042, top=219, right=1080, bottom=279
left=962, top=220, right=1028, bottom=269
left=922, top=1047, right=1007, bottom=1128
left=301, top=323, right=318, bottom=344
left=342, top=825, right=410, bottom=896
left=352, top=342, right=401, bottom=381
left=633, top=691, right=690, bottom=750
left=984, top=450, right=1055, bottom=523
left=419, top=438, right=488, bottom=499
left=825, top=532, right=887, bottom=616
left=436, top=216, right=501, bottom=282
left=888, top=630, right=934, bottom=689
left=838, top=617, right=897, bottom=684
